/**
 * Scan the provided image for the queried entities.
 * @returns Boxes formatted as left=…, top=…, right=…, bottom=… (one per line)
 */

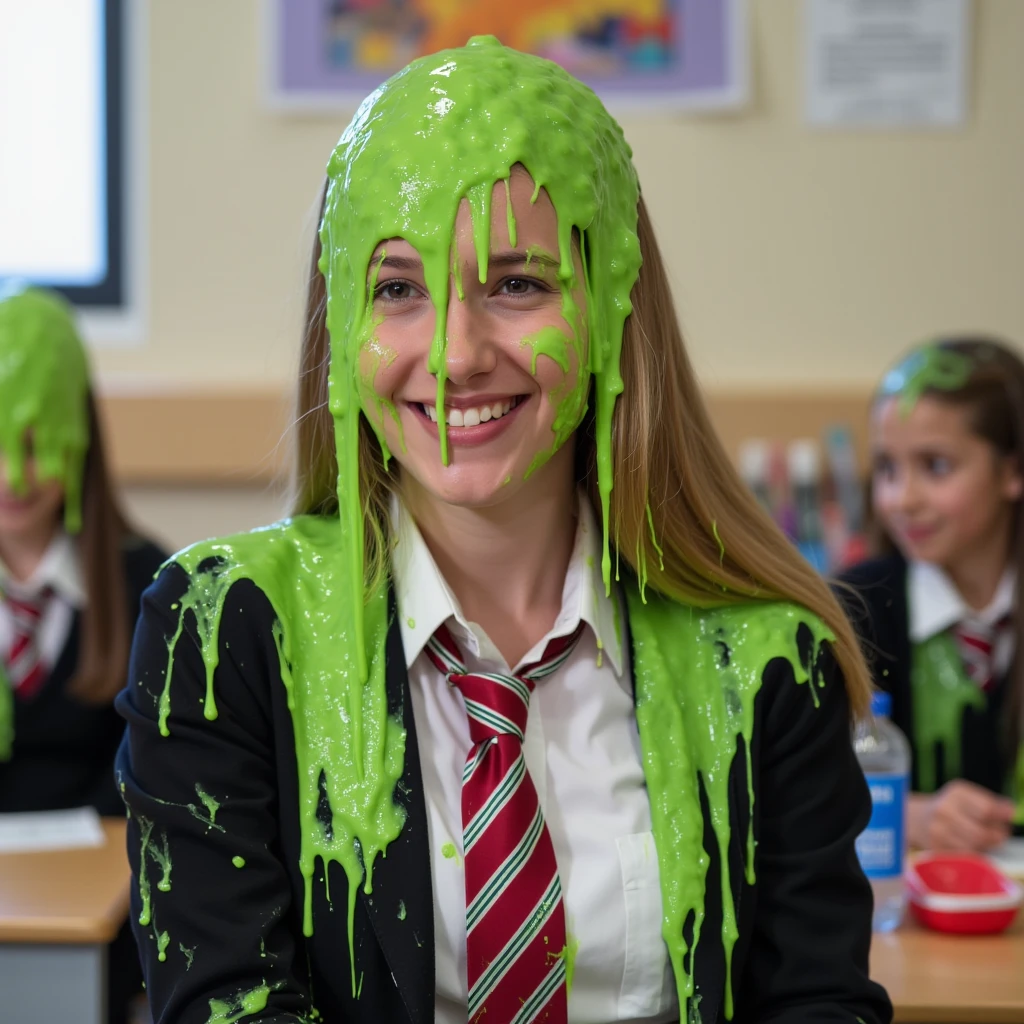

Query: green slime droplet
left=1012, top=746, right=1024, bottom=825
left=195, top=784, right=221, bottom=825
left=0, top=665, right=13, bottom=763
left=628, top=593, right=833, bottom=1020
left=878, top=344, right=974, bottom=416
left=910, top=631, right=986, bottom=792
left=0, top=285, right=90, bottom=533
left=180, top=942, right=196, bottom=970
left=232, top=856, right=246, bottom=869
left=397, top=899, right=407, bottom=921
left=556, top=933, right=580, bottom=995
left=205, top=983, right=273, bottom=1024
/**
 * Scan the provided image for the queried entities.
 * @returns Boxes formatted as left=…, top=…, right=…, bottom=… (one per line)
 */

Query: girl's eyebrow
left=370, top=250, right=561, bottom=273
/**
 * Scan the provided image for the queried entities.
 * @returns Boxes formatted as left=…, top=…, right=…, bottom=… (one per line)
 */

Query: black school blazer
left=116, top=564, right=891, bottom=1024
left=0, top=536, right=167, bottom=815
left=840, top=554, right=1013, bottom=794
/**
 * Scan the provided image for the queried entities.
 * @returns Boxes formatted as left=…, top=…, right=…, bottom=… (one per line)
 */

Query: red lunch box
left=906, top=854, right=1023, bottom=934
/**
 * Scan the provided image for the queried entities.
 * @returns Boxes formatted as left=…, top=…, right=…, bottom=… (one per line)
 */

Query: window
left=0, top=0, right=127, bottom=309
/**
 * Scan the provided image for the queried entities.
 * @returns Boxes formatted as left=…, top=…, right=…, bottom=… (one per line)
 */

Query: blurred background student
left=842, top=337, right=1024, bottom=854
left=0, top=285, right=167, bottom=1024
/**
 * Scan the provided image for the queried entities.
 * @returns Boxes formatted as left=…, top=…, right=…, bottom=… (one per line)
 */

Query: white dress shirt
left=0, top=531, right=85, bottom=671
left=393, top=496, right=678, bottom=1024
left=908, top=560, right=1017, bottom=677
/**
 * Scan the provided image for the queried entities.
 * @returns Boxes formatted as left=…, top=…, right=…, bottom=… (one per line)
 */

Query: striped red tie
left=3, top=590, right=51, bottom=700
left=426, top=621, right=584, bottom=1024
left=952, top=616, right=1010, bottom=692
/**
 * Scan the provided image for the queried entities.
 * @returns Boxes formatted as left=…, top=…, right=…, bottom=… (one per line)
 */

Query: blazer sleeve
left=115, top=562, right=315, bottom=1024
left=735, top=642, right=893, bottom=1024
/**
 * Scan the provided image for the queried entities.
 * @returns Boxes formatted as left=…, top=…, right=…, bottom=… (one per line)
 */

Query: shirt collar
left=907, top=559, right=1016, bottom=642
left=392, top=491, right=623, bottom=676
left=0, top=530, right=86, bottom=607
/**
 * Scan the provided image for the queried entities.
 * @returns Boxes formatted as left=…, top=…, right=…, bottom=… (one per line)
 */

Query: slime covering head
left=877, top=341, right=974, bottom=415
left=0, top=284, right=90, bottom=532
left=319, top=34, right=643, bottom=657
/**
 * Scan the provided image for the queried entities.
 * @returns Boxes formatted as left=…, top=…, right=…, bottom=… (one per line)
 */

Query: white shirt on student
left=907, top=560, right=1017, bottom=677
left=393, top=495, right=678, bottom=1024
left=0, top=530, right=85, bottom=671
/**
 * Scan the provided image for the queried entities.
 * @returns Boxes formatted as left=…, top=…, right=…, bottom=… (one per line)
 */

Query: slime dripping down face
left=359, top=166, right=589, bottom=508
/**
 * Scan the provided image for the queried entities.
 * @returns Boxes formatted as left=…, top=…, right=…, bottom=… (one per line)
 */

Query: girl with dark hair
left=0, top=284, right=167, bottom=1024
left=843, top=337, right=1024, bottom=852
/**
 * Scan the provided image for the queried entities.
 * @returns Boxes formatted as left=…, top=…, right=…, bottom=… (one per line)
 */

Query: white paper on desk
left=0, top=807, right=105, bottom=854
left=989, top=838, right=1024, bottom=879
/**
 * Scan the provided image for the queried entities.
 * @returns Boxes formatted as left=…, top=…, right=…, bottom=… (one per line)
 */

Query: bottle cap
left=870, top=691, right=892, bottom=718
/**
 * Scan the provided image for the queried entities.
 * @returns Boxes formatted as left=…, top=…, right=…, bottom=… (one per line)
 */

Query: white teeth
left=424, top=399, right=520, bottom=427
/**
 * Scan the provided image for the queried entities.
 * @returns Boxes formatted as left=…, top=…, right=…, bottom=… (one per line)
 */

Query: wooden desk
left=872, top=915, right=1024, bottom=1024
left=0, top=818, right=130, bottom=1024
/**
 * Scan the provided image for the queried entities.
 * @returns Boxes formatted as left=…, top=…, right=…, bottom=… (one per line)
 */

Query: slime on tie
left=0, top=284, right=90, bottom=532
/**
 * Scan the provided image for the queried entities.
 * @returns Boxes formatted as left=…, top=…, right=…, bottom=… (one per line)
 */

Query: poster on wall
left=264, top=0, right=748, bottom=110
left=805, top=0, right=970, bottom=128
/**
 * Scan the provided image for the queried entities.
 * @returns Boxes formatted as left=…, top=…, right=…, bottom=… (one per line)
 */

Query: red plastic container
left=906, top=854, right=1022, bottom=934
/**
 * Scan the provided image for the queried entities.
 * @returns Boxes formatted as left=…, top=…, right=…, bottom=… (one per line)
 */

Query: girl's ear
left=1000, top=454, right=1024, bottom=501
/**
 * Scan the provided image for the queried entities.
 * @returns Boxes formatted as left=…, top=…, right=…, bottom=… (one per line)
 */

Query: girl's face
left=0, top=448, right=65, bottom=541
left=359, top=167, right=588, bottom=508
left=871, top=395, right=1022, bottom=567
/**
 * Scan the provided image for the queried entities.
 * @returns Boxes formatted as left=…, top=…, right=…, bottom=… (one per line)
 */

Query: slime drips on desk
left=145, top=38, right=833, bottom=1020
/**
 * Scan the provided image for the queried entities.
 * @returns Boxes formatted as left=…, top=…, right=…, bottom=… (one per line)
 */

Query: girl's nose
left=444, top=299, right=497, bottom=385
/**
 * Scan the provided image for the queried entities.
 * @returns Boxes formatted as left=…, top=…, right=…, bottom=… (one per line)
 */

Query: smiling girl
left=116, top=38, right=889, bottom=1024
left=843, top=338, right=1024, bottom=853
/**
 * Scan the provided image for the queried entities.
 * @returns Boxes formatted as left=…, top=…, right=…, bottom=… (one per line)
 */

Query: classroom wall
left=92, top=0, right=1024, bottom=392
left=89, top=0, right=1024, bottom=547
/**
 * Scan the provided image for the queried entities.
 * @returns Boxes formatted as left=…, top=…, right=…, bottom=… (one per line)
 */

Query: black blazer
left=116, top=564, right=891, bottom=1024
left=0, top=536, right=167, bottom=816
left=840, top=554, right=1012, bottom=795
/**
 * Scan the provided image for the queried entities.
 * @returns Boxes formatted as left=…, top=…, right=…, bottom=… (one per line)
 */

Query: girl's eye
left=500, top=277, right=544, bottom=297
left=925, top=455, right=953, bottom=476
left=374, top=280, right=418, bottom=303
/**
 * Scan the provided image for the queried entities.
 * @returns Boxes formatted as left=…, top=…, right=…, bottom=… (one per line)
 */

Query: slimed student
left=843, top=337, right=1024, bottom=853
left=116, top=40, right=891, bottom=1024
left=0, top=284, right=167, bottom=1024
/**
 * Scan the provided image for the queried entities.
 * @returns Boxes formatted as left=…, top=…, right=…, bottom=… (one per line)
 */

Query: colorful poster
left=265, top=0, right=748, bottom=109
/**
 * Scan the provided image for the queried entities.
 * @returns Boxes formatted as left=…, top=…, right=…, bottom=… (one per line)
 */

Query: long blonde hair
left=293, top=187, right=872, bottom=718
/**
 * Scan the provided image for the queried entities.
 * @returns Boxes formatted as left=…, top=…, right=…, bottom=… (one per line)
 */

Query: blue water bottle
left=854, top=691, right=911, bottom=931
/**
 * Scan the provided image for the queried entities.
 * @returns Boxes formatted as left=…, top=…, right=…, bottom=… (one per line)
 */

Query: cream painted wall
left=93, top=0, right=1024, bottom=393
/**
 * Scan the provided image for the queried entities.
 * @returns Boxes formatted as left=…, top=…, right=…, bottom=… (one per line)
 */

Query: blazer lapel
left=360, top=607, right=436, bottom=1024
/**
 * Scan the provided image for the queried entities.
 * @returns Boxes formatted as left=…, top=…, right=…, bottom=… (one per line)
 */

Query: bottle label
left=856, top=770, right=907, bottom=879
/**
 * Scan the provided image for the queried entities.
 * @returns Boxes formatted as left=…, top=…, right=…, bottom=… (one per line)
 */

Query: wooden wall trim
left=97, top=390, right=874, bottom=485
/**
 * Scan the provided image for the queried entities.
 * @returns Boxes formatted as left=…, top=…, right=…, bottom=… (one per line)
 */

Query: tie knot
left=425, top=622, right=585, bottom=745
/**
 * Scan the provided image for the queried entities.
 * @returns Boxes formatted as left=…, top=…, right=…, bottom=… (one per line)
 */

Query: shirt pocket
left=616, top=831, right=672, bottom=1017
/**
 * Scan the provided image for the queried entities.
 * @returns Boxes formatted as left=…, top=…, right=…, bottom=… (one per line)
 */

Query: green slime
left=910, top=632, right=985, bottom=792
left=159, top=519, right=406, bottom=994
left=0, top=284, right=90, bottom=532
left=627, top=592, right=833, bottom=1019
left=0, top=665, right=12, bottom=762
left=878, top=344, right=973, bottom=416
left=319, top=35, right=641, bottom=596
left=206, top=983, right=273, bottom=1024
left=149, top=37, right=836, bottom=1021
